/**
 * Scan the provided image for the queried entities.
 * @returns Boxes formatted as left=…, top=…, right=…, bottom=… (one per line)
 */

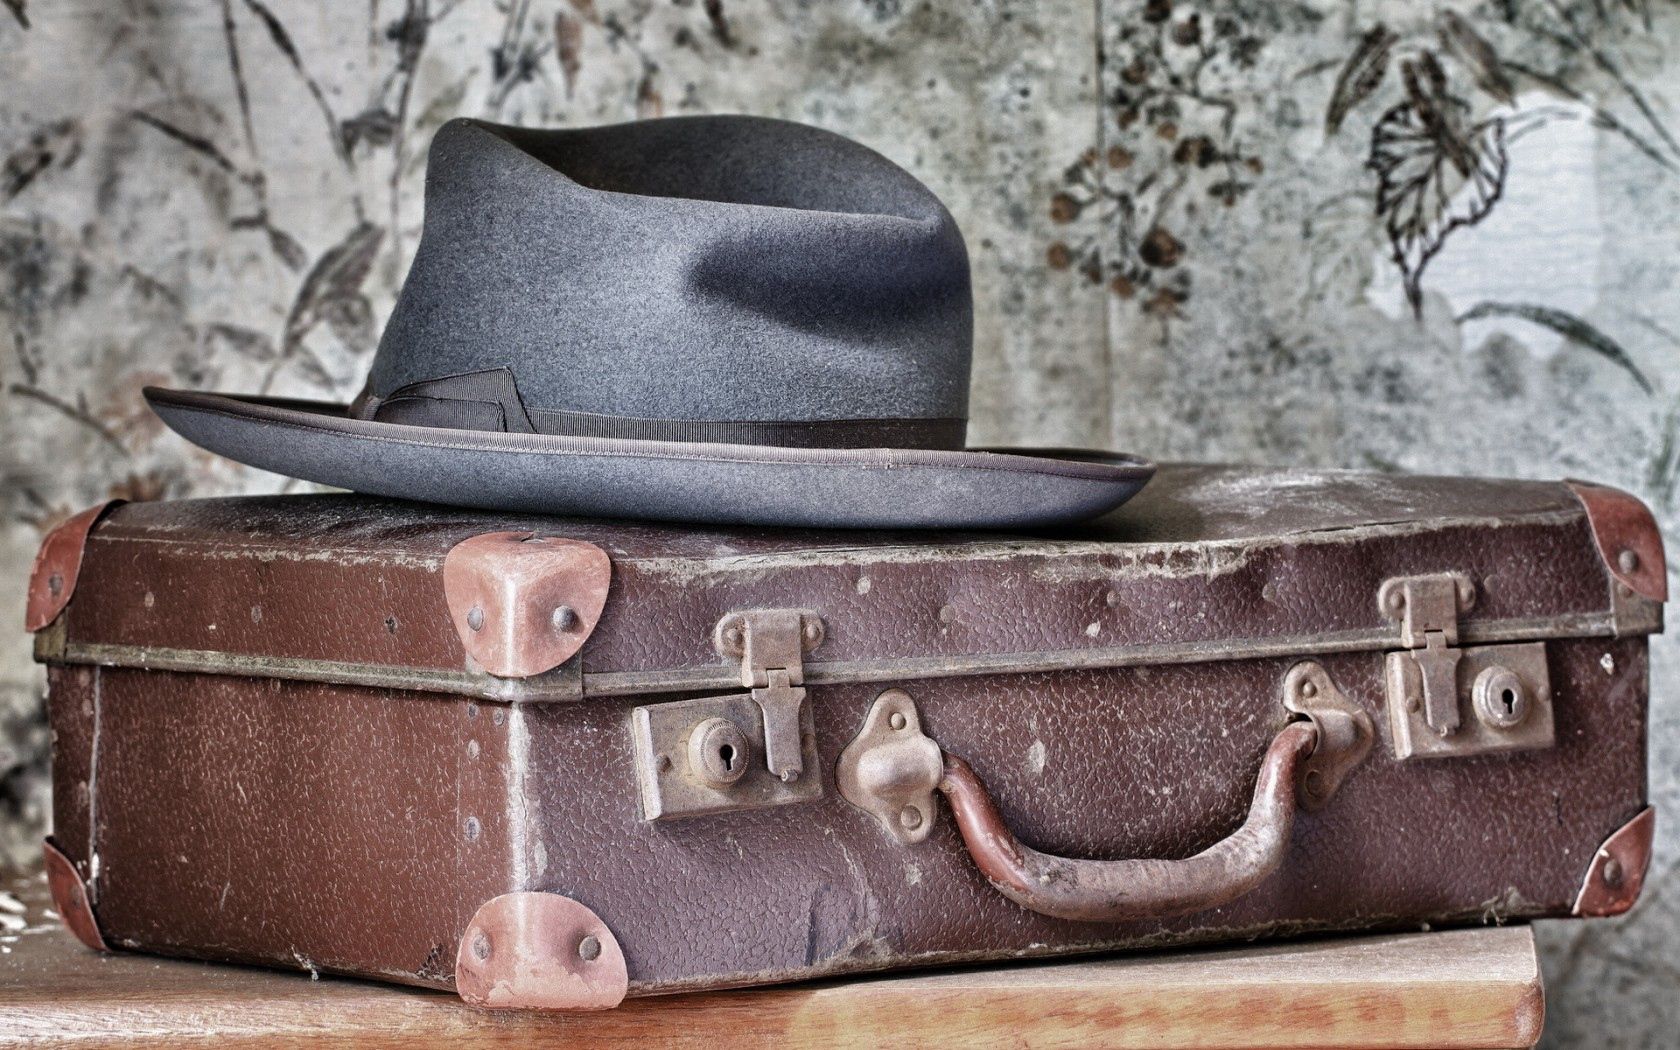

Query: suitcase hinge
left=715, top=609, right=824, bottom=782
left=1379, top=573, right=1555, bottom=760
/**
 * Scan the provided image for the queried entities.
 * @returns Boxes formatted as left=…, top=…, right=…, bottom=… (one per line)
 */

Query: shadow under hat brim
left=144, top=387, right=1154, bottom=530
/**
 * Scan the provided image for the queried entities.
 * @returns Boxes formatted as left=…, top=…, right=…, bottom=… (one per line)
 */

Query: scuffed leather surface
left=63, top=465, right=1608, bottom=684
left=42, top=464, right=1651, bottom=993
left=54, top=670, right=511, bottom=988
left=530, top=639, right=1645, bottom=993
left=47, top=639, right=1645, bottom=993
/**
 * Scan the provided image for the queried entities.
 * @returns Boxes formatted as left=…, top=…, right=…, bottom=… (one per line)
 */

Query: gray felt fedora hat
left=146, top=116, right=1153, bottom=529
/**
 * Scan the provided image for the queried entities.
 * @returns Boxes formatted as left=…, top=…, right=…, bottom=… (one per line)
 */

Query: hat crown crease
left=368, top=116, right=972, bottom=444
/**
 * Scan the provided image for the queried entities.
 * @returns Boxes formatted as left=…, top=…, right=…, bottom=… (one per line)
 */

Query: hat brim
left=144, top=388, right=1154, bottom=530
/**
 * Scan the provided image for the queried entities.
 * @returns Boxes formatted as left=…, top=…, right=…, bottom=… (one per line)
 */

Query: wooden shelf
left=0, top=868, right=1542, bottom=1049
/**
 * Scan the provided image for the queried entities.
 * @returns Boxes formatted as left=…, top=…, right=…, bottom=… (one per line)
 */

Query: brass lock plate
left=1385, top=641, right=1555, bottom=760
left=632, top=693, right=822, bottom=821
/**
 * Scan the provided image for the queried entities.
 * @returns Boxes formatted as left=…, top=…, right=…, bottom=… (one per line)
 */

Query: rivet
left=1617, top=549, right=1640, bottom=574
left=463, top=816, right=481, bottom=841
left=781, top=769, right=800, bottom=783
left=889, top=712, right=907, bottom=731
left=899, top=806, right=922, bottom=830
left=492, top=709, right=506, bottom=726
left=466, top=606, right=485, bottom=631
left=803, top=619, right=822, bottom=644
left=472, top=932, right=491, bottom=960
left=47, top=573, right=63, bottom=597
left=552, top=605, right=577, bottom=631
left=466, top=703, right=479, bottom=720
left=1386, top=590, right=1404, bottom=611
left=1602, top=857, right=1624, bottom=888
left=723, top=625, right=744, bottom=650
left=467, top=739, right=480, bottom=760
left=578, top=934, right=602, bottom=962
left=1299, top=679, right=1318, bottom=699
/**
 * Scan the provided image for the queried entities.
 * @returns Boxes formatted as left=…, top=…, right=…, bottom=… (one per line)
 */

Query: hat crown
left=367, top=117, right=973, bottom=448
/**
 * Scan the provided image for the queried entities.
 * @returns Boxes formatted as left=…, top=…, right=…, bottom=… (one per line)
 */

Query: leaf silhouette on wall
left=200, top=322, right=278, bottom=363
left=1457, top=300, right=1654, bottom=394
left=1325, top=24, right=1395, bottom=136
left=274, top=223, right=385, bottom=389
left=1369, top=53, right=1507, bottom=316
left=1437, top=11, right=1515, bottom=105
left=2, top=119, right=79, bottom=200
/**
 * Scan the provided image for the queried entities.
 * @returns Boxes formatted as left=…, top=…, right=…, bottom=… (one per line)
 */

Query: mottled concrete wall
left=1, top=1, right=1675, bottom=1044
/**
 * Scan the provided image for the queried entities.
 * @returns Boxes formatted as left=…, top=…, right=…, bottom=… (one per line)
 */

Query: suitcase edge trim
left=37, top=607, right=1638, bottom=703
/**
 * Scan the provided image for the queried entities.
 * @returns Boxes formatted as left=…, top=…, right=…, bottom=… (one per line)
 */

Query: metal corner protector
left=42, top=838, right=110, bottom=952
left=455, top=891, right=628, bottom=1010
left=443, top=531, right=612, bottom=679
left=25, top=500, right=124, bottom=633
left=1566, top=480, right=1667, bottom=604
left=1572, top=806, right=1655, bottom=918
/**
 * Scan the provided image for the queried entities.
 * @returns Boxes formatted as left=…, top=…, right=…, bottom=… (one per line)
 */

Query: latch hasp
left=714, top=609, right=824, bottom=782
left=1380, top=573, right=1555, bottom=760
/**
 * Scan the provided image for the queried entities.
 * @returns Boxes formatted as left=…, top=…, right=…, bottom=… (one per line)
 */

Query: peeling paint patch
left=1026, top=739, right=1047, bottom=776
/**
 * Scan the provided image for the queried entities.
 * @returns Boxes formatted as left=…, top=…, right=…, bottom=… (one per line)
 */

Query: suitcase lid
left=32, top=464, right=1664, bottom=703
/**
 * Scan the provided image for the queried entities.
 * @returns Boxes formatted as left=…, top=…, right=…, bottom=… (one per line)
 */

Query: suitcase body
left=28, top=465, right=1662, bottom=1007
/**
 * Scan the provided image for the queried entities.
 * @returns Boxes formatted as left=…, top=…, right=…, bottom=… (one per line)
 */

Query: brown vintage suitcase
left=26, top=464, right=1662, bottom=1009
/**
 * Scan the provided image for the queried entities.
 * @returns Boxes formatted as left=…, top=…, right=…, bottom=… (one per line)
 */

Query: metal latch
left=1379, top=573, right=1475, bottom=736
left=714, top=609, right=824, bottom=782
left=628, top=609, right=826, bottom=822
left=1380, top=573, right=1555, bottom=760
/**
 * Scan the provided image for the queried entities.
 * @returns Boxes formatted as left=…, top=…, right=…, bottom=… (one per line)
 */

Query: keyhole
left=1473, top=666, right=1528, bottom=730
left=687, top=717, right=749, bottom=787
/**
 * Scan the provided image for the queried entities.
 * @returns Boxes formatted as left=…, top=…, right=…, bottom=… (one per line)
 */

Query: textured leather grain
left=42, top=465, right=1655, bottom=996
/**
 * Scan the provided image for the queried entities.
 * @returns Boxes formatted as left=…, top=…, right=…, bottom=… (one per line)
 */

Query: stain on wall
left=1, top=2, right=1675, bottom=1044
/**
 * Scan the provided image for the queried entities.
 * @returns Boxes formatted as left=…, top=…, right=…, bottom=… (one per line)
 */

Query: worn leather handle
left=937, top=720, right=1320, bottom=923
